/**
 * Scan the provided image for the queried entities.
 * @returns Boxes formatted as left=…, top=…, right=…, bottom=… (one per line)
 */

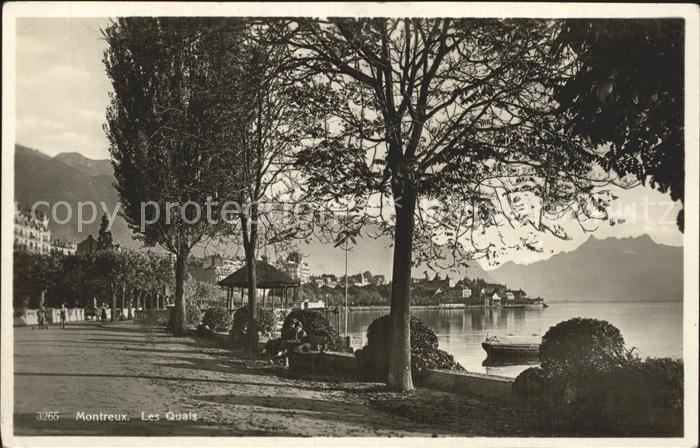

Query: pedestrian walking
left=101, top=304, right=107, bottom=323
left=59, top=303, right=67, bottom=329
left=36, top=305, right=45, bottom=330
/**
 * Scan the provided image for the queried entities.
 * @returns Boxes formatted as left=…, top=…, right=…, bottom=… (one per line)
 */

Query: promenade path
left=13, top=321, right=544, bottom=437
left=12, top=321, right=446, bottom=436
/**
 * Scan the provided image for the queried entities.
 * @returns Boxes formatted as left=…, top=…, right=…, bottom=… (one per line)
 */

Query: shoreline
left=345, top=304, right=547, bottom=311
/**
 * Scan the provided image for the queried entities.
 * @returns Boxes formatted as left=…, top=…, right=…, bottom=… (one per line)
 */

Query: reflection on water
left=343, top=302, right=683, bottom=378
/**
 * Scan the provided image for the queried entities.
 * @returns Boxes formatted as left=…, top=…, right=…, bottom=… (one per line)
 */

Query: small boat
left=481, top=335, right=540, bottom=359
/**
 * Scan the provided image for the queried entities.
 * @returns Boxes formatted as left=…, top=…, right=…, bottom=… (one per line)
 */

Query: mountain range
left=14, top=144, right=683, bottom=302
left=487, top=234, right=683, bottom=302
left=14, top=144, right=133, bottom=246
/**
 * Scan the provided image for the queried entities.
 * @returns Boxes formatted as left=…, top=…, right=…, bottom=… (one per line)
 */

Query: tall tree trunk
left=387, top=186, right=417, bottom=392
left=241, top=214, right=258, bottom=353
left=111, top=284, right=117, bottom=322
left=121, top=283, right=126, bottom=318
left=173, top=249, right=189, bottom=335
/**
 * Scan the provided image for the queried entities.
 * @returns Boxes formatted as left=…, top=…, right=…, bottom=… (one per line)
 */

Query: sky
left=16, top=18, right=112, bottom=160
left=14, top=18, right=684, bottom=275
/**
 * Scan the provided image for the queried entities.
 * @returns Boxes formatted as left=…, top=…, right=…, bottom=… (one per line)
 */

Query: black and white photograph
left=1, top=2, right=698, bottom=446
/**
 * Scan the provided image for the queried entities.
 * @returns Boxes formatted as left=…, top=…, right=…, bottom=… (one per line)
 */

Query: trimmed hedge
left=202, top=307, right=232, bottom=332
left=355, top=315, right=464, bottom=382
left=539, top=317, right=628, bottom=373
left=281, top=309, right=347, bottom=352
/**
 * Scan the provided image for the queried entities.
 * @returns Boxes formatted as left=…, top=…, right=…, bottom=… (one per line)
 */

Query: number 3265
left=36, top=411, right=59, bottom=421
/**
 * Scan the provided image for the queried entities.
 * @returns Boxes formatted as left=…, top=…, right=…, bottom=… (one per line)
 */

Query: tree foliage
left=97, top=213, right=114, bottom=250
left=552, top=19, right=684, bottom=230
left=103, top=18, right=243, bottom=334
left=202, top=307, right=233, bottom=332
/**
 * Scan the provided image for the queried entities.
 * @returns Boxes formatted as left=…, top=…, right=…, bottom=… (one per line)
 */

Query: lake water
left=342, top=302, right=683, bottom=378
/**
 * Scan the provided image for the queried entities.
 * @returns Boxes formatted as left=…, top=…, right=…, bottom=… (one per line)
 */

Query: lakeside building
left=347, top=273, right=368, bottom=286
left=292, top=299, right=326, bottom=310
left=450, top=282, right=473, bottom=299
left=77, top=234, right=99, bottom=254
left=372, top=274, right=386, bottom=286
left=51, top=239, right=77, bottom=255
left=311, top=276, right=327, bottom=288
left=190, top=254, right=243, bottom=285
left=278, top=252, right=310, bottom=283
left=413, top=272, right=456, bottom=295
left=14, top=202, right=51, bottom=254
left=76, top=234, right=121, bottom=254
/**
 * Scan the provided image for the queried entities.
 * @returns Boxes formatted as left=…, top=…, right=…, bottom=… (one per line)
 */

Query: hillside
left=14, top=144, right=135, bottom=246
left=487, top=235, right=683, bottom=302
left=13, top=144, right=684, bottom=302
left=53, top=152, right=114, bottom=177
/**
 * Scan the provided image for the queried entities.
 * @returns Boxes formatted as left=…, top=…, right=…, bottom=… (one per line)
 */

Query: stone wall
left=187, top=326, right=515, bottom=401
left=422, top=369, right=514, bottom=400
left=14, top=308, right=85, bottom=326
left=288, top=351, right=357, bottom=378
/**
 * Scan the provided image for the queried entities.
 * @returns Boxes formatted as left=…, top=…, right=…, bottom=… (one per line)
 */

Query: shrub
left=554, top=357, right=684, bottom=434
left=520, top=318, right=684, bottom=435
left=186, top=303, right=203, bottom=328
left=638, top=357, right=684, bottom=411
left=230, top=305, right=277, bottom=346
left=539, top=318, right=628, bottom=373
left=512, top=367, right=546, bottom=409
left=202, top=307, right=232, bottom=332
left=355, top=315, right=464, bottom=382
left=282, top=309, right=347, bottom=352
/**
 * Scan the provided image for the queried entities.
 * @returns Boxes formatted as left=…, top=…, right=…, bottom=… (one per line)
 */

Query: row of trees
left=13, top=249, right=173, bottom=320
left=102, top=18, right=683, bottom=391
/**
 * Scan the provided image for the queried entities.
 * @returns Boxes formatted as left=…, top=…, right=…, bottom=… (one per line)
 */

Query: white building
left=279, top=252, right=310, bottom=283
left=14, top=202, right=51, bottom=254
left=294, top=299, right=325, bottom=310
left=450, top=284, right=472, bottom=299
left=51, top=240, right=77, bottom=255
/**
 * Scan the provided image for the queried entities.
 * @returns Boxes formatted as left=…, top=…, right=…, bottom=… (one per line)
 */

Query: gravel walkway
left=13, top=321, right=471, bottom=436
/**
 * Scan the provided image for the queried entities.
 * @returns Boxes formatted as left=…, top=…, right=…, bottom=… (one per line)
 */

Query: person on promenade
left=279, top=319, right=308, bottom=367
left=59, top=303, right=67, bottom=329
left=100, top=304, right=107, bottom=323
left=36, top=305, right=45, bottom=330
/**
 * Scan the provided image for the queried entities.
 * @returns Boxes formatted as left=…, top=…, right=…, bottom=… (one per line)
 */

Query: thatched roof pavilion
left=218, top=260, right=300, bottom=309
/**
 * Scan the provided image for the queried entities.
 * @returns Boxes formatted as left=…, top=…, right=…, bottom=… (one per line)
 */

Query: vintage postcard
left=2, top=2, right=698, bottom=447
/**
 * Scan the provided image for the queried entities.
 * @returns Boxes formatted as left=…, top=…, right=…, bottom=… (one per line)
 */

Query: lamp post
left=343, top=207, right=350, bottom=335
left=344, top=236, right=349, bottom=335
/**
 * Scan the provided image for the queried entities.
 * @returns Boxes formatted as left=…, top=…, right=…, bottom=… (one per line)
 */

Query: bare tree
left=275, top=18, right=615, bottom=391
left=205, top=23, right=316, bottom=350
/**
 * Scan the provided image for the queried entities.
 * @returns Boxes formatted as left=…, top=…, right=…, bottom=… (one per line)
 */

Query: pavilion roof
left=218, top=259, right=300, bottom=289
